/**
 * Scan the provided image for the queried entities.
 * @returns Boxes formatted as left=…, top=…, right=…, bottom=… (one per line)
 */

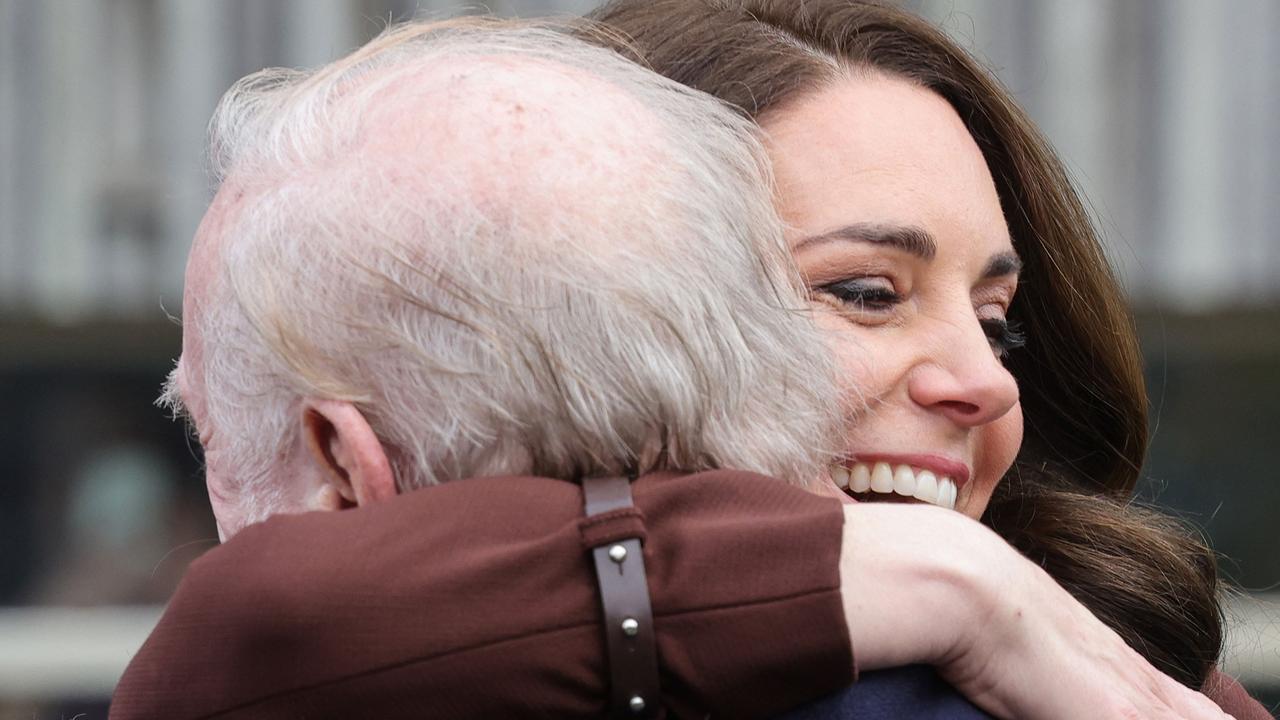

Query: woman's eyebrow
left=793, top=223, right=1020, bottom=278
left=983, top=251, right=1022, bottom=279
left=793, top=222, right=937, bottom=259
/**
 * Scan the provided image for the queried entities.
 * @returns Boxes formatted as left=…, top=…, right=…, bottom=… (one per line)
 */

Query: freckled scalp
left=350, top=55, right=669, bottom=253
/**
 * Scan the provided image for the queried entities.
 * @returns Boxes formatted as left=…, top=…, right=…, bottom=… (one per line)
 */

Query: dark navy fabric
left=776, top=665, right=994, bottom=719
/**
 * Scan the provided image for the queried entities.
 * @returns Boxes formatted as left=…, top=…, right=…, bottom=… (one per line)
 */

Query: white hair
left=163, top=17, right=842, bottom=523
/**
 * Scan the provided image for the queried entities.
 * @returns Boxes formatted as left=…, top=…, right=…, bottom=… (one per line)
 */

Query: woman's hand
left=840, top=503, right=1234, bottom=719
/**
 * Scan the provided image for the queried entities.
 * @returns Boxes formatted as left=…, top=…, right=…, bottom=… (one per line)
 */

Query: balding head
left=165, top=18, right=840, bottom=539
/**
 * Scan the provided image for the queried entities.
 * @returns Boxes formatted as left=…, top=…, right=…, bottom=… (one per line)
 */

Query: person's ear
left=299, top=398, right=398, bottom=511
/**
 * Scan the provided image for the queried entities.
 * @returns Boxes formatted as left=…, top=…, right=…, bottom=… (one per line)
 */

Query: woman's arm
left=840, top=503, right=1234, bottom=720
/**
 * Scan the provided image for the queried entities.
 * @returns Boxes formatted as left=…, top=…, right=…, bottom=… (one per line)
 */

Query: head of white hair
left=164, top=17, right=842, bottom=526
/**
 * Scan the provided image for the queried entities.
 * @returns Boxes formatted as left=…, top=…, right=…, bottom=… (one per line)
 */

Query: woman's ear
left=300, top=398, right=398, bottom=510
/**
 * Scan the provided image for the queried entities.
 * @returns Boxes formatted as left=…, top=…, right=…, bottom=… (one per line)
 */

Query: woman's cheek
left=812, top=310, right=881, bottom=414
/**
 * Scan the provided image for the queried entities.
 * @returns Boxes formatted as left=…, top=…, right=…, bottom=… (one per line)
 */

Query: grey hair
left=164, top=17, right=842, bottom=523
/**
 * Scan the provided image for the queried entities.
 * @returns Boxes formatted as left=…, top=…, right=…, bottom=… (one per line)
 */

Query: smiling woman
left=769, top=73, right=1024, bottom=520
left=588, top=0, right=1233, bottom=695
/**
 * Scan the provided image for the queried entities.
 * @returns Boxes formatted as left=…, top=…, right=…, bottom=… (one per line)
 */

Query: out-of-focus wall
left=917, top=0, right=1280, bottom=310
left=0, top=0, right=606, bottom=323
left=0, top=0, right=1276, bottom=716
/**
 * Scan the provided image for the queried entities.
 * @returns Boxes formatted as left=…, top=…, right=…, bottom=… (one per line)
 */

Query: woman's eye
left=816, top=277, right=901, bottom=311
left=979, top=317, right=1027, bottom=358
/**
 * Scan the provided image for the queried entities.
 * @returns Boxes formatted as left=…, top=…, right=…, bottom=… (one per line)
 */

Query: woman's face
left=764, top=72, right=1024, bottom=520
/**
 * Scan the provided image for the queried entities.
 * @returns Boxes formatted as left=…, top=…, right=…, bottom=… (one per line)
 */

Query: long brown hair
left=586, top=0, right=1222, bottom=686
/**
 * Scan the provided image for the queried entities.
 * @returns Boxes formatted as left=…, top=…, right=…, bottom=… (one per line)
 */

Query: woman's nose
left=907, top=319, right=1020, bottom=427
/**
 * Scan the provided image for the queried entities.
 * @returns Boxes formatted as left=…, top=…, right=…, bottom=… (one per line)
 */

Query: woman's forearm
left=838, top=503, right=1233, bottom=720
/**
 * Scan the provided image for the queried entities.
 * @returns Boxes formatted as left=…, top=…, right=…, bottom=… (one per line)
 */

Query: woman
left=588, top=0, right=1249, bottom=703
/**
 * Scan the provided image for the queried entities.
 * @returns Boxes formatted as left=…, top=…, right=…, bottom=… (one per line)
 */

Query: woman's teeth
left=832, top=461, right=958, bottom=510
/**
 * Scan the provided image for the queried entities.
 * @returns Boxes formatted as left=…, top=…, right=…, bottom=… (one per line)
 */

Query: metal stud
left=621, top=617, right=639, bottom=636
left=608, top=544, right=628, bottom=563
left=628, top=695, right=646, bottom=714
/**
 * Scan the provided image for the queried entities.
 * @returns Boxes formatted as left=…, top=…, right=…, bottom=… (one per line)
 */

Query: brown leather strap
left=581, top=476, right=661, bottom=719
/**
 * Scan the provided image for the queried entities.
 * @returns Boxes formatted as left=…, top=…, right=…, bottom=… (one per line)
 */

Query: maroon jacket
left=110, top=470, right=1272, bottom=719
left=110, top=471, right=852, bottom=719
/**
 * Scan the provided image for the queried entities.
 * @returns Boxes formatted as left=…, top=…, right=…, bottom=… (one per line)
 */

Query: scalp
left=353, top=54, right=667, bottom=248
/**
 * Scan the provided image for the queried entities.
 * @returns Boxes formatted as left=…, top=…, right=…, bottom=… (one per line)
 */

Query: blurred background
left=0, top=0, right=1276, bottom=717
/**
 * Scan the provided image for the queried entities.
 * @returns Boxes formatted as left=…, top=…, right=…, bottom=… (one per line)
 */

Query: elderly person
left=111, top=17, right=1241, bottom=720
